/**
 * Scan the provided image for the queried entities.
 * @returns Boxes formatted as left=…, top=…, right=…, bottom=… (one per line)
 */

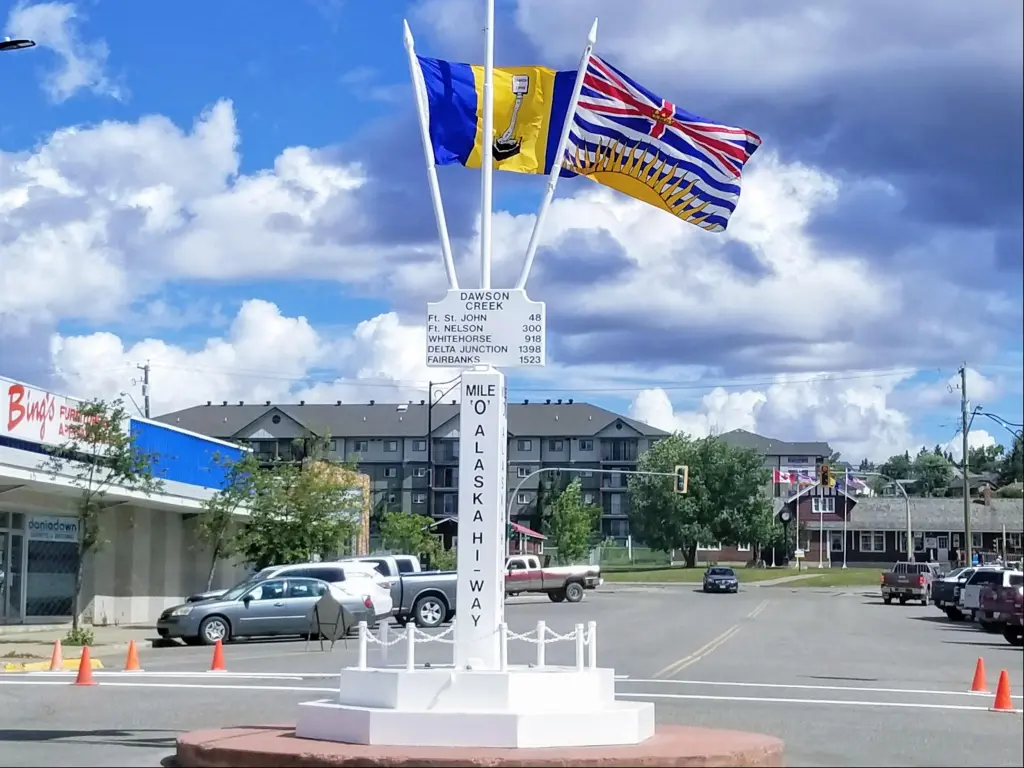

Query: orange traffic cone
left=991, top=670, right=1015, bottom=713
left=123, top=639, right=142, bottom=672
left=208, top=639, right=226, bottom=672
left=969, top=657, right=988, bottom=693
left=47, top=639, right=64, bottom=672
left=73, top=647, right=96, bottom=686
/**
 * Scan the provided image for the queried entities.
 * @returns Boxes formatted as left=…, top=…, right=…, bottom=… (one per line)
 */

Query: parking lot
left=1, top=587, right=1022, bottom=767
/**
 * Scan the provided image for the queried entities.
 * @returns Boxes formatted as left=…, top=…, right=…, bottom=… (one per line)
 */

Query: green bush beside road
left=602, top=565, right=881, bottom=586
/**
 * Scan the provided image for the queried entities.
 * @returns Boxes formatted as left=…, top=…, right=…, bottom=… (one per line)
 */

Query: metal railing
left=354, top=618, right=598, bottom=672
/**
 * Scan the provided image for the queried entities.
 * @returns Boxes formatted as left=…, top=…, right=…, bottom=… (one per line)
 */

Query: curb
left=3, top=657, right=105, bottom=672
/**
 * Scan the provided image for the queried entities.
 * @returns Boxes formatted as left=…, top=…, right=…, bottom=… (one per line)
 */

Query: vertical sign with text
left=453, top=368, right=507, bottom=670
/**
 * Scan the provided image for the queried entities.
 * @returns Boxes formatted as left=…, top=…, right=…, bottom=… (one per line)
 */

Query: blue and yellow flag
left=417, top=56, right=576, bottom=175
left=416, top=54, right=760, bottom=231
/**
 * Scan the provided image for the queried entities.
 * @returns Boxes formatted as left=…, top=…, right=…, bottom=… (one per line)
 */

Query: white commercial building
left=0, top=376, right=248, bottom=627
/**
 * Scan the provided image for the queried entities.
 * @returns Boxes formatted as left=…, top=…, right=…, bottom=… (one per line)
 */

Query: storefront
left=0, top=375, right=250, bottom=626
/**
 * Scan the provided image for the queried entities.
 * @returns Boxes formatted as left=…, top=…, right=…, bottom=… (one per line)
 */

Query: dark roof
left=817, top=497, right=1023, bottom=532
left=715, top=429, right=832, bottom=458
left=155, top=401, right=669, bottom=440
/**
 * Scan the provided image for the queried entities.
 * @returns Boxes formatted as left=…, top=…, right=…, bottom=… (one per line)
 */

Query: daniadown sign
left=28, top=515, right=80, bottom=542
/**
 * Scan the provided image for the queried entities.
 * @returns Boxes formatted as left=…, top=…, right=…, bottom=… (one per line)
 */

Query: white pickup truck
left=505, top=555, right=603, bottom=603
left=957, top=567, right=1012, bottom=621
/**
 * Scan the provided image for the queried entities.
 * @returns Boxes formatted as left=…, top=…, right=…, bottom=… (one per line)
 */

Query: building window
left=517, top=492, right=529, bottom=504
left=583, top=493, right=595, bottom=504
left=579, top=439, right=594, bottom=451
left=786, top=456, right=809, bottom=464
left=329, top=439, right=338, bottom=452
left=548, top=439, right=564, bottom=452
left=859, top=531, right=885, bottom=553
left=354, top=440, right=368, bottom=453
left=384, top=467, right=398, bottom=478
left=937, top=534, right=949, bottom=549
left=413, top=467, right=427, bottom=478
left=517, top=439, right=533, bottom=452
left=413, top=493, right=426, bottom=504
left=384, top=440, right=398, bottom=452
left=517, top=466, right=531, bottom=478
left=1007, top=533, right=1022, bottom=550
left=736, top=543, right=751, bottom=552
left=811, top=497, right=835, bottom=513
left=952, top=533, right=962, bottom=548
left=698, top=542, right=721, bottom=551
left=412, top=439, right=426, bottom=451
left=387, top=493, right=397, bottom=504
left=972, top=532, right=983, bottom=550
left=896, top=533, right=925, bottom=553
left=580, top=471, right=593, bottom=477
left=829, top=531, right=844, bottom=552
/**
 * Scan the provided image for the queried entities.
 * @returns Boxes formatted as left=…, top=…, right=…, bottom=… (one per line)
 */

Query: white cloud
left=48, top=300, right=462, bottom=415
left=5, top=1, right=122, bottom=102
left=946, top=429, right=999, bottom=462
left=629, top=371, right=918, bottom=462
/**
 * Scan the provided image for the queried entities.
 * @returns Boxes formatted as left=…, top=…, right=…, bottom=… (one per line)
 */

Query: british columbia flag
left=563, top=55, right=760, bottom=232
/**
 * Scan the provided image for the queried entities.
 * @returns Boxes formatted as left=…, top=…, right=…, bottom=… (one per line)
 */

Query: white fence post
left=499, top=622, right=508, bottom=672
left=378, top=623, right=390, bottom=667
left=406, top=624, right=416, bottom=672
left=357, top=621, right=368, bottom=670
left=587, top=620, right=597, bottom=669
left=574, top=623, right=585, bottom=671
left=536, top=620, right=546, bottom=669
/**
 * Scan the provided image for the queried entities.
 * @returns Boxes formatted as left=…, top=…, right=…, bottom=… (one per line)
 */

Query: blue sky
left=0, top=0, right=1021, bottom=463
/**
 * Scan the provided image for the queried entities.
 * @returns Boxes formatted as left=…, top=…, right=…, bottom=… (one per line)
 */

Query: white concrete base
left=295, top=665, right=655, bottom=748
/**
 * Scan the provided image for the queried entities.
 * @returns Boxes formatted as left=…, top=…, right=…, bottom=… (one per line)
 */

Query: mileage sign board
left=425, top=289, right=546, bottom=368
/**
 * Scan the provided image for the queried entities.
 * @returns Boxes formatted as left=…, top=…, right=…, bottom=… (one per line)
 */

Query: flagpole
left=480, top=0, right=495, bottom=289
left=842, top=467, right=849, bottom=569
left=514, top=18, right=598, bottom=290
left=403, top=21, right=460, bottom=290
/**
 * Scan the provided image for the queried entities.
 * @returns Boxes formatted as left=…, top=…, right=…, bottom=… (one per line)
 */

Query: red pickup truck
left=978, top=581, right=1024, bottom=646
left=880, top=561, right=941, bottom=605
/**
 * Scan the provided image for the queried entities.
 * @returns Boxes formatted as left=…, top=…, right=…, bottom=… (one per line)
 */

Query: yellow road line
left=654, top=599, right=770, bottom=679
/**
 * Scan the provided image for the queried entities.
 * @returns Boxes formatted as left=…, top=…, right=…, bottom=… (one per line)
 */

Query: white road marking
left=617, top=691, right=1023, bottom=714
left=619, top=678, right=1023, bottom=700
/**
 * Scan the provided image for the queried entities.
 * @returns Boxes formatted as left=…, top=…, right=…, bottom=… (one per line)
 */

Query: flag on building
left=415, top=54, right=760, bottom=231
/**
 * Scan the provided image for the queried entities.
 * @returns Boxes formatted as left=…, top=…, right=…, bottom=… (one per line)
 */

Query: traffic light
left=506, top=521, right=515, bottom=539
left=674, top=465, right=689, bottom=494
left=820, top=464, right=835, bottom=488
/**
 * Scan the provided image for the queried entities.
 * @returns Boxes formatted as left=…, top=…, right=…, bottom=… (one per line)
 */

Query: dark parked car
left=157, top=577, right=374, bottom=645
left=703, top=567, right=739, bottom=593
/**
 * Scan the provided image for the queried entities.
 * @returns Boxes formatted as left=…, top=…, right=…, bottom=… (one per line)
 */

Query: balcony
left=600, top=440, right=638, bottom=463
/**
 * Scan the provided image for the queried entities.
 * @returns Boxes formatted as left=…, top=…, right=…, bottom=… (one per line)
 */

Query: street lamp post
left=425, top=376, right=462, bottom=520
left=0, top=37, right=36, bottom=52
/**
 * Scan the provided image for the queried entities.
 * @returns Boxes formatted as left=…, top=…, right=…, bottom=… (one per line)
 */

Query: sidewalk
left=0, top=625, right=160, bottom=670
left=604, top=573, right=820, bottom=589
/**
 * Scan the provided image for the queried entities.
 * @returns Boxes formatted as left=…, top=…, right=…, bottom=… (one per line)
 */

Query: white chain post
left=378, top=623, right=390, bottom=667
left=499, top=622, right=509, bottom=672
left=406, top=624, right=416, bottom=672
left=587, top=620, right=597, bottom=669
left=536, top=620, right=546, bottom=669
left=357, top=621, right=368, bottom=670
left=574, top=623, right=585, bottom=671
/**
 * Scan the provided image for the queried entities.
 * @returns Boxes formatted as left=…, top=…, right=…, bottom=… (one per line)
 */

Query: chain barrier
left=353, top=617, right=598, bottom=672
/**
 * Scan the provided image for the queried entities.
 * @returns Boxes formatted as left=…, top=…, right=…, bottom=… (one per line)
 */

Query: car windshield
left=218, top=581, right=258, bottom=601
left=708, top=568, right=734, bottom=577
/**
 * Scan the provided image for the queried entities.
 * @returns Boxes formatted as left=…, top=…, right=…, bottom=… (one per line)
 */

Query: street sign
left=425, top=289, right=546, bottom=368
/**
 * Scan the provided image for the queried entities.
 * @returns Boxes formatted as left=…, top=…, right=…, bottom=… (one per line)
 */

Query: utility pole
left=136, top=362, right=151, bottom=418
left=960, top=364, right=971, bottom=566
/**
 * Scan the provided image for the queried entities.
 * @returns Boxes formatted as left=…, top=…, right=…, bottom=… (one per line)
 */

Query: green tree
left=969, top=444, right=1006, bottom=474
left=999, top=434, right=1023, bottom=485
left=379, top=511, right=436, bottom=555
left=879, top=452, right=913, bottom=483
left=627, top=434, right=772, bottom=567
left=239, top=461, right=360, bottom=569
left=545, top=478, right=600, bottom=564
left=911, top=452, right=953, bottom=497
left=42, top=398, right=163, bottom=631
left=196, top=452, right=260, bottom=590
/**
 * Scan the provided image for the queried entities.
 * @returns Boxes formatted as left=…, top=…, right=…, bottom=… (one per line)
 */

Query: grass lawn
left=602, top=565, right=881, bottom=586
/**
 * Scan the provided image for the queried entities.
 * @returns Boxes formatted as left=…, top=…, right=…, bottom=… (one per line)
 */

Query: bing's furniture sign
left=1, top=376, right=94, bottom=449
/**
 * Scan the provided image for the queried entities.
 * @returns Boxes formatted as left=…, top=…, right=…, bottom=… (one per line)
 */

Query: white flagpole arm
left=480, top=0, right=496, bottom=289
left=403, top=20, right=460, bottom=290
left=514, top=18, right=597, bottom=291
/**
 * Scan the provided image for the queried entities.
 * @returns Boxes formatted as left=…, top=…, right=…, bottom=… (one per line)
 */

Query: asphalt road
left=1, top=588, right=1022, bottom=767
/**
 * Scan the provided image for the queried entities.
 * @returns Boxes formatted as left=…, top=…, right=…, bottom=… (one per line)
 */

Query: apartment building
left=715, top=429, right=833, bottom=498
left=156, top=399, right=668, bottom=539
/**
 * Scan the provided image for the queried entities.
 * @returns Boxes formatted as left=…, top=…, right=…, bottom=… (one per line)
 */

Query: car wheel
left=1003, top=628, right=1024, bottom=647
left=883, top=597, right=892, bottom=605
left=198, top=615, right=230, bottom=646
left=702, top=585, right=709, bottom=593
left=548, top=590, right=566, bottom=603
left=564, top=582, right=585, bottom=603
left=413, top=595, right=446, bottom=629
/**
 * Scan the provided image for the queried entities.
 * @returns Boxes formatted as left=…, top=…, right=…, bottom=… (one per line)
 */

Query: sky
left=0, top=0, right=1021, bottom=464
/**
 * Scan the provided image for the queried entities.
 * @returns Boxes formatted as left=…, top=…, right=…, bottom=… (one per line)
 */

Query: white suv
left=252, top=562, right=394, bottom=620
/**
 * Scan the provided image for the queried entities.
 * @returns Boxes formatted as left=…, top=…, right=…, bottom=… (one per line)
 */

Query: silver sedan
left=156, top=577, right=374, bottom=645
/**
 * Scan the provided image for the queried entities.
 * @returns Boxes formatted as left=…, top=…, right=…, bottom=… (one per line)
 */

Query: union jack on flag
left=561, top=55, right=761, bottom=232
